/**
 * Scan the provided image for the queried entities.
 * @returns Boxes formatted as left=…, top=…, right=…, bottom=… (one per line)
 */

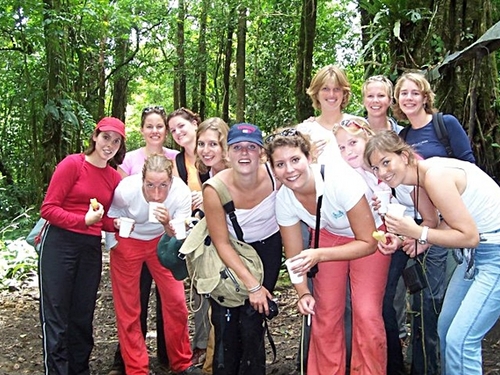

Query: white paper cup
left=285, top=258, right=304, bottom=284
left=376, top=190, right=392, bottom=214
left=119, top=217, right=135, bottom=238
left=387, top=203, right=406, bottom=217
left=149, top=202, right=162, bottom=223
left=170, top=217, right=187, bottom=240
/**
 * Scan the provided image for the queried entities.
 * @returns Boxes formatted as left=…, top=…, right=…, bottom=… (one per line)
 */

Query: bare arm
left=281, top=222, right=316, bottom=315
left=203, top=184, right=272, bottom=313
left=424, top=168, right=479, bottom=248
left=386, top=168, right=479, bottom=248
left=400, top=186, right=438, bottom=256
left=290, top=196, right=378, bottom=275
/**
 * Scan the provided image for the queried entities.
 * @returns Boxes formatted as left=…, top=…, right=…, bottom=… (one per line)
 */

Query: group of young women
left=37, top=64, right=500, bottom=375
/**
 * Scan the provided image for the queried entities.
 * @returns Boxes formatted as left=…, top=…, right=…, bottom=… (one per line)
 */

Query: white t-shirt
left=353, top=167, right=386, bottom=228
left=276, top=161, right=368, bottom=237
left=107, top=174, right=191, bottom=241
left=296, top=120, right=342, bottom=165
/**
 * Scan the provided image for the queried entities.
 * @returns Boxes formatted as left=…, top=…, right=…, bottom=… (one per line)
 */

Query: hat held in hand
left=157, top=234, right=188, bottom=280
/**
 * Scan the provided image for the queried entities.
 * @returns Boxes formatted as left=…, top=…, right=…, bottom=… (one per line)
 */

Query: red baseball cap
left=96, top=117, right=126, bottom=139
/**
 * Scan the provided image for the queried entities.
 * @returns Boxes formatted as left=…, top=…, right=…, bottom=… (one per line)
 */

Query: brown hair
left=84, top=129, right=126, bottom=165
left=166, top=107, right=202, bottom=127
left=392, top=72, right=437, bottom=121
left=141, top=106, right=168, bottom=129
left=364, top=130, right=417, bottom=168
left=306, top=65, right=351, bottom=111
left=195, top=117, right=230, bottom=174
left=264, top=128, right=313, bottom=166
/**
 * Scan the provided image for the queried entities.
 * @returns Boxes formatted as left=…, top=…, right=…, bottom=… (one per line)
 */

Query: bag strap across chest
left=204, top=177, right=244, bottom=241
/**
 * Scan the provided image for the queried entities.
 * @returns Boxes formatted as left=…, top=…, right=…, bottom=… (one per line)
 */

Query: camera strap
left=414, top=166, right=419, bottom=257
left=306, top=164, right=325, bottom=278
left=314, top=164, right=325, bottom=248
left=264, top=320, right=277, bottom=363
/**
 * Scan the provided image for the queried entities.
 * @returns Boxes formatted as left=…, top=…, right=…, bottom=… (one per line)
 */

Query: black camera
left=402, top=263, right=427, bottom=294
left=266, top=298, right=279, bottom=320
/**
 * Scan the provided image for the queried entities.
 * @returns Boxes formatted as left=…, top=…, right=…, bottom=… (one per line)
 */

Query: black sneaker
left=176, top=365, right=203, bottom=375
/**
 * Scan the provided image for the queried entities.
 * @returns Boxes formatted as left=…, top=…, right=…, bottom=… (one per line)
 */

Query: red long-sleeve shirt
left=41, top=153, right=121, bottom=236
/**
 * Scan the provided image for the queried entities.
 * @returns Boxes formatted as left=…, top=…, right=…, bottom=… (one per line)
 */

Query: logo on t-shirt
left=331, top=210, right=345, bottom=219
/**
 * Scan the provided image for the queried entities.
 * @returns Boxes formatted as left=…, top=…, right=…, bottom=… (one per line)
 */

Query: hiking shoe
left=191, top=347, right=207, bottom=367
left=176, top=365, right=204, bottom=375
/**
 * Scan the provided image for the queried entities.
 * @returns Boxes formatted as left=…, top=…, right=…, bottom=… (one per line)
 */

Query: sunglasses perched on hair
left=264, top=128, right=301, bottom=144
left=142, top=106, right=166, bottom=116
left=335, top=118, right=375, bottom=136
left=365, top=75, right=392, bottom=85
left=340, top=119, right=364, bottom=128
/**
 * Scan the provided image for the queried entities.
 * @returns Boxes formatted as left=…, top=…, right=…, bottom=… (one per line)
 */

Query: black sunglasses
left=142, top=106, right=166, bottom=116
left=264, top=128, right=301, bottom=144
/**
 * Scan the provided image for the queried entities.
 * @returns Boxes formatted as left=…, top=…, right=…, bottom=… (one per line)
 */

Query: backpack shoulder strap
left=399, top=126, right=409, bottom=141
left=175, top=152, right=188, bottom=183
left=199, top=171, right=211, bottom=184
left=204, top=177, right=232, bottom=206
left=204, top=177, right=244, bottom=241
left=433, top=112, right=454, bottom=157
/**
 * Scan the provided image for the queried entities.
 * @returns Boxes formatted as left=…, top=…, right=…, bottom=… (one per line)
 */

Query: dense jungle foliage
left=0, top=0, right=499, bottom=236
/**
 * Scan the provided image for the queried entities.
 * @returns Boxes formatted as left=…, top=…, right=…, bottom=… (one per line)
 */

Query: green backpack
left=179, top=177, right=264, bottom=308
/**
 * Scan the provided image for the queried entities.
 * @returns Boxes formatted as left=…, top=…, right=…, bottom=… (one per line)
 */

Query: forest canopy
left=0, top=0, right=499, bottom=224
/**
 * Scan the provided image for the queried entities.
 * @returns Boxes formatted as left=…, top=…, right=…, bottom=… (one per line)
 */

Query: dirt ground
left=1, top=252, right=500, bottom=375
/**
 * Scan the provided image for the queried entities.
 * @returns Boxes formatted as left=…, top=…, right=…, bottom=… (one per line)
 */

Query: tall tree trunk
left=295, top=0, right=317, bottom=122
left=235, top=6, right=247, bottom=122
left=359, top=0, right=499, bottom=179
left=431, top=0, right=498, bottom=179
left=222, top=8, right=236, bottom=123
left=111, top=36, right=130, bottom=122
left=175, top=0, right=186, bottom=109
left=98, top=35, right=107, bottom=119
left=41, top=0, right=69, bottom=184
left=194, top=0, right=209, bottom=117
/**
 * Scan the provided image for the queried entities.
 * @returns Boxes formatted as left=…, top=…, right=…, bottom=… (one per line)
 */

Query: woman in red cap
left=39, top=117, right=126, bottom=375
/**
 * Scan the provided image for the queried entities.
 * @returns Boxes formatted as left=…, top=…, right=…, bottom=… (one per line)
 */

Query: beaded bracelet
left=248, top=284, right=262, bottom=293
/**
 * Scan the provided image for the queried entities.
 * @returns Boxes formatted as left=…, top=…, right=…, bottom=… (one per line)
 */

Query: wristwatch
left=418, top=226, right=429, bottom=245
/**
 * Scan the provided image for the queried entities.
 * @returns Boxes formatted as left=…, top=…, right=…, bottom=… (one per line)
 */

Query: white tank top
left=227, top=164, right=279, bottom=242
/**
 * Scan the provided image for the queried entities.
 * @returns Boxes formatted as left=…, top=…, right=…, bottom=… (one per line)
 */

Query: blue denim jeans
left=383, top=245, right=448, bottom=375
left=438, top=242, right=500, bottom=375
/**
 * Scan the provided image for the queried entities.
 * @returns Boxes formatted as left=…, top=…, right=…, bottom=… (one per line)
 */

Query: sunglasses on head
left=333, top=119, right=370, bottom=133
left=142, top=106, right=166, bottom=116
left=335, top=118, right=375, bottom=137
left=264, top=128, right=301, bottom=144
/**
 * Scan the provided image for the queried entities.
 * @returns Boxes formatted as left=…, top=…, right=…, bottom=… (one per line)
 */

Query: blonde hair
left=333, top=116, right=375, bottom=142
left=306, top=65, right=351, bottom=111
left=195, top=117, right=230, bottom=174
left=362, top=75, right=394, bottom=99
left=142, top=154, right=173, bottom=180
left=392, top=72, right=437, bottom=121
left=364, top=130, right=417, bottom=168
